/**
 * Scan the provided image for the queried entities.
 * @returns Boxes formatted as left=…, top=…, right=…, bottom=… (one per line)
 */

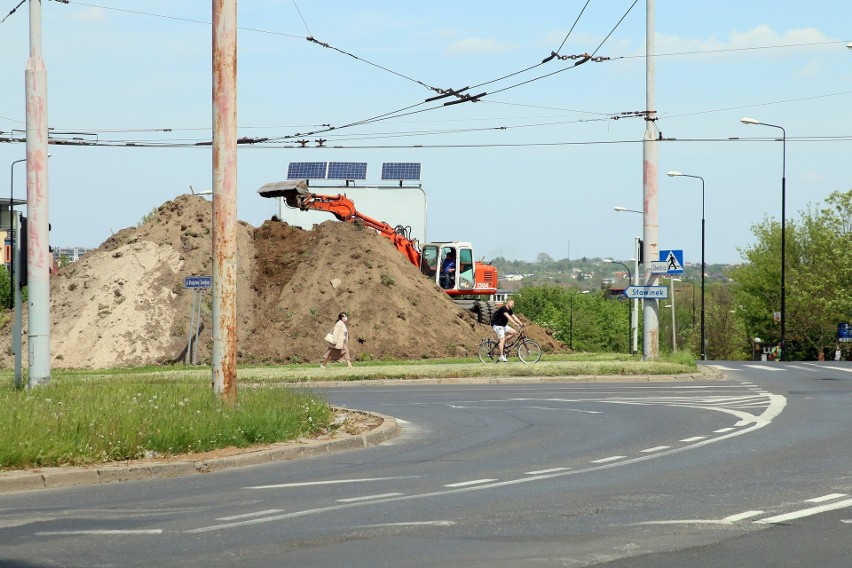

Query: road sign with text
left=184, top=276, right=212, bottom=289
left=624, top=285, right=669, bottom=299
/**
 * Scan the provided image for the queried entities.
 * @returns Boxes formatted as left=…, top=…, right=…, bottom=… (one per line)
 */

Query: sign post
left=184, top=276, right=211, bottom=365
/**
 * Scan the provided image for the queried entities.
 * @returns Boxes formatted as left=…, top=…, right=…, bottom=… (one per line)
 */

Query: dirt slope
left=2, top=194, right=564, bottom=369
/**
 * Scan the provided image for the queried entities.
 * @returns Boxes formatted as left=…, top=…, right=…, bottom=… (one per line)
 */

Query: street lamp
left=603, top=259, right=633, bottom=354
left=666, top=170, right=706, bottom=360
left=741, top=117, right=786, bottom=361
left=569, top=290, right=590, bottom=351
left=613, top=206, right=642, bottom=214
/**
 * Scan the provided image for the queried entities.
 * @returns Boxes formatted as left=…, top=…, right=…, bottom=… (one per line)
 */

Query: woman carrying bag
left=320, top=312, right=353, bottom=368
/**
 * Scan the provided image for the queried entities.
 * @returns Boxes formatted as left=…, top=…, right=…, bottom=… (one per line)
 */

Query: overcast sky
left=1, top=1, right=850, bottom=265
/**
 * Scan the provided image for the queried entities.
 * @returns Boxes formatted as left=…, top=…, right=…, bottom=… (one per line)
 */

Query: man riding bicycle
left=490, top=297, right=524, bottom=362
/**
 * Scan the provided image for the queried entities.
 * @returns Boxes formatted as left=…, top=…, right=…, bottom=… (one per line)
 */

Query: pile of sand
left=2, top=195, right=564, bottom=369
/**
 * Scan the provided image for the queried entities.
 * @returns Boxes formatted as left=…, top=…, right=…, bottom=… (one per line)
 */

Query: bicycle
left=478, top=327, right=541, bottom=364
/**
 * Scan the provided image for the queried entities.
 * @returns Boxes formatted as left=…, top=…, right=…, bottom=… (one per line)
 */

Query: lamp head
left=740, top=117, right=760, bottom=125
left=666, top=171, right=682, bottom=177
left=613, top=206, right=627, bottom=212
left=602, top=258, right=613, bottom=263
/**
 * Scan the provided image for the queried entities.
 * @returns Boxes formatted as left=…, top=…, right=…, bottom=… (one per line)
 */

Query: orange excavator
left=258, top=180, right=498, bottom=324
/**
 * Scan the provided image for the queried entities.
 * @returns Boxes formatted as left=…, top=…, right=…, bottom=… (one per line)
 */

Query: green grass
left=0, top=352, right=698, bottom=471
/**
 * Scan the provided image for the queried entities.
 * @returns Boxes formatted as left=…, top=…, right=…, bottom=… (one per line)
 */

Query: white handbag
left=324, top=332, right=335, bottom=345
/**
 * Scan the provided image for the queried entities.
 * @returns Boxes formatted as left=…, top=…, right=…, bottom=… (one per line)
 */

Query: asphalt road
left=0, top=361, right=850, bottom=567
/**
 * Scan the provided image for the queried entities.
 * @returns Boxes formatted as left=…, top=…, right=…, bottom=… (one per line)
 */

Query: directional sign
left=624, top=285, right=669, bottom=299
left=184, top=276, right=212, bottom=289
left=648, top=261, right=669, bottom=274
left=659, top=249, right=684, bottom=274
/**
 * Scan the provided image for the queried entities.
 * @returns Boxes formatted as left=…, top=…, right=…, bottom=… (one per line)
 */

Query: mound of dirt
left=2, top=194, right=565, bottom=369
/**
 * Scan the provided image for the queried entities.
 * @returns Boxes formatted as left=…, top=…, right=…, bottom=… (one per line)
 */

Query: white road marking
left=591, top=456, right=626, bottom=464
left=444, top=479, right=496, bottom=488
left=356, top=521, right=455, bottom=528
left=714, top=428, right=735, bottom=433
left=640, top=446, right=670, bottom=453
left=217, top=509, right=283, bottom=521
left=37, top=530, right=163, bottom=536
left=842, top=520, right=852, bottom=524
left=680, top=436, right=706, bottom=442
left=712, top=365, right=737, bottom=370
left=247, top=476, right=417, bottom=489
left=723, top=510, right=765, bottom=522
left=755, top=497, right=852, bottom=524
left=820, top=365, right=852, bottom=373
left=806, top=493, right=848, bottom=503
left=525, top=467, right=570, bottom=475
left=337, top=493, right=405, bottom=503
left=744, top=364, right=783, bottom=371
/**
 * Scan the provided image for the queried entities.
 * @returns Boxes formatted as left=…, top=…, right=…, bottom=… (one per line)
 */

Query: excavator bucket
left=257, top=180, right=310, bottom=208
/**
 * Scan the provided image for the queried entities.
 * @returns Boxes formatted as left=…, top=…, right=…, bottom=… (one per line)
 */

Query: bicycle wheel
left=478, top=339, right=497, bottom=364
left=517, top=339, right=541, bottom=363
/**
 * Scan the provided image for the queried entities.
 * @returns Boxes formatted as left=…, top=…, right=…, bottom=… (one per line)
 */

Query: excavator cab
left=420, top=243, right=476, bottom=292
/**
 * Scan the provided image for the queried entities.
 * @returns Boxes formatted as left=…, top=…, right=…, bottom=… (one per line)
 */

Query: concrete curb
left=0, top=410, right=399, bottom=494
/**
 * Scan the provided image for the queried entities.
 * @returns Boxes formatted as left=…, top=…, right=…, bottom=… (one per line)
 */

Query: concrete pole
left=642, top=0, right=660, bottom=360
left=211, top=0, right=238, bottom=402
left=26, top=0, right=51, bottom=387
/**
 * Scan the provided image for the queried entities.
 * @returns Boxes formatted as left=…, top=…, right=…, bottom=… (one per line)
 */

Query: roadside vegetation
left=0, top=353, right=697, bottom=471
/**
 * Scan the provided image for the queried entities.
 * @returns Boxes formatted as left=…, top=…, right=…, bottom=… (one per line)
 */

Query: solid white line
left=217, top=509, right=283, bottom=521
left=680, top=436, right=706, bottom=442
left=640, top=446, right=670, bottom=453
left=714, top=428, right=735, bottom=433
left=525, top=468, right=570, bottom=475
left=591, top=456, right=626, bottom=464
left=724, top=510, right=765, bottom=522
left=713, top=365, right=737, bottom=370
left=337, top=493, right=405, bottom=503
left=755, top=497, right=852, bottom=524
left=821, top=365, right=852, bottom=373
left=444, top=479, right=497, bottom=488
left=247, top=476, right=417, bottom=489
left=744, top=364, right=783, bottom=371
left=36, top=530, right=163, bottom=536
left=806, top=493, right=848, bottom=503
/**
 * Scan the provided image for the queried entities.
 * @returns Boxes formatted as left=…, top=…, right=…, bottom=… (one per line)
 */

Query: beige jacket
left=331, top=320, right=348, bottom=350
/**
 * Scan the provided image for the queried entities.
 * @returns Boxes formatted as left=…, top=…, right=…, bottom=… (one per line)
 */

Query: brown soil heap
left=3, top=195, right=564, bottom=369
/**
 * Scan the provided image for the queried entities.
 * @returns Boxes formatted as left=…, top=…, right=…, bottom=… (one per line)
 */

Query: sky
left=0, top=0, right=850, bottom=266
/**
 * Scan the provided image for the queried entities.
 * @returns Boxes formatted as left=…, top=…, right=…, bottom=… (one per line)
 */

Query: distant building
left=53, top=247, right=93, bottom=264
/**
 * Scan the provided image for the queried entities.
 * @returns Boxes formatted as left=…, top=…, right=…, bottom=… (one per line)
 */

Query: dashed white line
left=525, top=467, right=570, bottom=475
left=640, top=446, right=670, bottom=453
left=755, top=497, right=852, bottom=524
left=37, top=530, right=163, bottom=536
left=806, top=493, right=848, bottom=503
left=247, top=476, right=417, bottom=489
left=744, top=364, right=783, bottom=371
left=714, top=428, right=736, bottom=433
left=680, top=436, right=706, bottom=442
left=444, top=479, right=497, bottom=488
left=217, top=509, right=283, bottom=521
left=591, top=456, right=626, bottom=464
left=337, top=493, right=405, bottom=503
left=356, top=521, right=455, bottom=528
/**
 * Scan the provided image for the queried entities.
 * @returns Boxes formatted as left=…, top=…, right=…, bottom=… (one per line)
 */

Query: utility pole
left=211, top=0, right=238, bottom=402
left=642, top=0, right=660, bottom=360
left=26, top=0, right=51, bottom=387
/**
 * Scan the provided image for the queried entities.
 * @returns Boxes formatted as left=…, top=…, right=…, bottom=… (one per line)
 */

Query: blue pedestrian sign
left=184, top=276, right=212, bottom=289
left=839, top=323, right=852, bottom=343
left=659, top=249, right=684, bottom=274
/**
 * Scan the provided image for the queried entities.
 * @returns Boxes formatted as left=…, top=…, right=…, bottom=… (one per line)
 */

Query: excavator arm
left=258, top=180, right=422, bottom=266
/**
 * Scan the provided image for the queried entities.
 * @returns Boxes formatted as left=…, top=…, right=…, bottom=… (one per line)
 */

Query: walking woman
left=321, top=312, right=353, bottom=368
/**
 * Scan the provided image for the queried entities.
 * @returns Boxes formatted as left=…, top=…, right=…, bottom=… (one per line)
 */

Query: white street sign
left=624, top=285, right=669, bottom=299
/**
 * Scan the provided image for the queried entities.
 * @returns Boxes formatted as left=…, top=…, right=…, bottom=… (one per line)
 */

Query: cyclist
left=490, top=297, right=524, bottom=362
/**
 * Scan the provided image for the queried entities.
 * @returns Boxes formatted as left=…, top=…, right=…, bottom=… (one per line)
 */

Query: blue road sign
left=184, top=276, right=212, bottom=289
left=839, top=323, right=852, bottom=343
left=659, top=249, right=684, bottom=274
left=624, top=285, right=669, bottom=299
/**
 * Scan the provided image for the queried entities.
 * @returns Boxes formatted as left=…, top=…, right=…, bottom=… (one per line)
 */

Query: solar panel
left=287, top=162, right=328, bottom=180
left=381, top=162, right=421, bottom=181
left=327, top=162, right=368, bottom=180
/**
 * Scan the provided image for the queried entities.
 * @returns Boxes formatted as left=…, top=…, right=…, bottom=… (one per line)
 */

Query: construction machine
left=258, top=180, right=498, bottom=324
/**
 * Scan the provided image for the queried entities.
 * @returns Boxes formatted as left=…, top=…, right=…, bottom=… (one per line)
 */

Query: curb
left=0, top=410, right=399, bottom=494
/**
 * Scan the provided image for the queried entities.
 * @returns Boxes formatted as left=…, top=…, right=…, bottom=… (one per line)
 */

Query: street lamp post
left=569, top=290, right=590, bottom=351
left=666, top=171, right=706, bottom=360
left=614, top=207, right=642, bottom=356
left=741, top=117, right=786, bottom=361
left=604, top=259, right=633, bottom=354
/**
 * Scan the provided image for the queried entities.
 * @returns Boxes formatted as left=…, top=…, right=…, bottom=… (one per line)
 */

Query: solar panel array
left=287, top=162, right=328, bottom=180
left=381, top=162, right=422, bottom=181
left=286, top=161, right=421, bottom=181
left=327, top=162, right=368, bottom=180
